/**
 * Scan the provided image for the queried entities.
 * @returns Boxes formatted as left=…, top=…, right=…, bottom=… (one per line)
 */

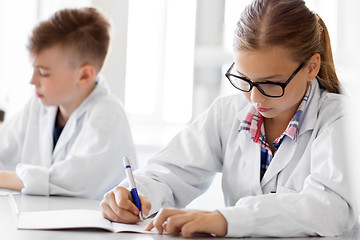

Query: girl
left=101, top=0, right=356, bottom=237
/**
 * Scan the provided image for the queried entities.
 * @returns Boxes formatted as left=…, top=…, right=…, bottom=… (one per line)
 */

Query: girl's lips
left=36, top=92, right=43, bottom=98
left=256, top=107, right=271, bottom=113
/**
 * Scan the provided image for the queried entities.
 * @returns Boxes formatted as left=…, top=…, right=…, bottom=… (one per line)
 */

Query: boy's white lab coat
left=123, top=79, right=356, bottom=237
left=0, top=79, right=136, bottom=200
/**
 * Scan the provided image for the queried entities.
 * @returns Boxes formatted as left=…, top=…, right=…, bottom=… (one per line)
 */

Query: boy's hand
left=145, top=208, right=228, bottom=238
left=100, top=185, right=151, bottom=223
left=0, top=171, right=24, bottom=191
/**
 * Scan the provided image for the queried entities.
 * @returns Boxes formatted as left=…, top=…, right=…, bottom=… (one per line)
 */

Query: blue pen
left=123, top=156, right=144, bottom=221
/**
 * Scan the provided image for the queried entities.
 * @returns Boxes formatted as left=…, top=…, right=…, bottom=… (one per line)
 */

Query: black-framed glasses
left=225, top=62, right=305, bottom=98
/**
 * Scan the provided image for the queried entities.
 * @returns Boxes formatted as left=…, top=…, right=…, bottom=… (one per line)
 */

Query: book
left=0, top=189, right=21, bottom=196
left=16, top=209, right=156, bottom=234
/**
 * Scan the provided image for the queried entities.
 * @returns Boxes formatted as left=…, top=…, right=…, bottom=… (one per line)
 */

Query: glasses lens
left=257, top=84, right=283, bottom=97
left=228, top=75, right=251, bottom=91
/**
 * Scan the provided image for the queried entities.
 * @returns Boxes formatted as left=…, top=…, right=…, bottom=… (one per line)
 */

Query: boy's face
left=30, top=45, right=81, bottom=107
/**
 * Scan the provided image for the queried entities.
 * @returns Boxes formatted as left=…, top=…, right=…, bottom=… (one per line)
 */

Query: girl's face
left=30, top=45, right=81, bottom=107
left=233, top=47, right=316, bottom=123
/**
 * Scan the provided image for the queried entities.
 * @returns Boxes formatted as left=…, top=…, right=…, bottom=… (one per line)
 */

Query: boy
left=0, top=7, right=136, bottom=200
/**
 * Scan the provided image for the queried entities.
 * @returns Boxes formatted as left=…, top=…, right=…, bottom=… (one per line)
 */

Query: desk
left=0, top=194, right=359, bottom=240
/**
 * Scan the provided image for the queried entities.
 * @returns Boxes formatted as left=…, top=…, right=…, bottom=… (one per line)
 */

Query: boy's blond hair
left=28, top=7, right=110, bottom=73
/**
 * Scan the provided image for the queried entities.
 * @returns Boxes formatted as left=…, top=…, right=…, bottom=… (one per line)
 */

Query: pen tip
left=139, top=212, right=144, bottom=221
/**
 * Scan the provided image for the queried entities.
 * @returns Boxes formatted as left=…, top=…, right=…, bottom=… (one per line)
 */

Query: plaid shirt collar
left=239, top=86, right=311, bottom=150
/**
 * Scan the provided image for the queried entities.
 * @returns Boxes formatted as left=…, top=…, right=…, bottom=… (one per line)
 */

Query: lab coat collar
left=50, top=77, right=109, bottom=158
left=260, top=78, right=321, bottom=187
left=39, top=104, right=57, bottom=166
left=260, top=137, right=297, bottom=188
left=297, top=78, right=320, bottom=137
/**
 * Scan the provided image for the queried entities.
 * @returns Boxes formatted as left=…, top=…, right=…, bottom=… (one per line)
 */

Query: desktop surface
left=0, top=194, right=359, bottom=240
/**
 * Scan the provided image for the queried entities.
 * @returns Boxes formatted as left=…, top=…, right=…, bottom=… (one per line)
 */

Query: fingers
left=144, top=219, right=155, bottom=231
left=181, top=220, right=207, bottom=238
left=101, top=199, right=119, bottom=221
left=145, top=209, right=228, bottom=238
left=165, top=213, right=194, bottom=236
left=113, top=186, right=140, bottom=216
left=100, top=190, right=117, bottom=220
left=100, top=186, right=148, bottom=224
left=152, top=208, right=184, bottom=234
left=139, top=195, right=151, bottom=217
left=180, top=211, right=228, bottom=238
left=146, top=208, right=186, bottom=234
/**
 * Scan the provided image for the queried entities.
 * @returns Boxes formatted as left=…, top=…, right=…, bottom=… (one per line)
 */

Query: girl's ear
left=78, top=64, right=95, bottom=88
left=306, top=53, right=321, bottom=82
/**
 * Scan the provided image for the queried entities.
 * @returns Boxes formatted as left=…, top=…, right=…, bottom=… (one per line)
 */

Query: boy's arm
left=0, top=100, right=30, bottom=172
left=0, top=171, right=24, bottom=191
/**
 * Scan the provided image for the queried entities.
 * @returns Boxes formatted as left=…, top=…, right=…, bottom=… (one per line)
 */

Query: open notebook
left=16, top=209, right=156, bottom=233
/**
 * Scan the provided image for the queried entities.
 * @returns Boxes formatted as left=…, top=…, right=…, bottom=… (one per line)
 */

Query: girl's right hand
left=100, top=185, right=151, bottom=223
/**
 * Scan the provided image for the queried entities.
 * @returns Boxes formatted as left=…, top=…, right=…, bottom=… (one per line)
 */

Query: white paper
left=0, top=189, right=21, bottom=196
left=17, top=209, right=155, bottom=233
left=112, top=219, right=155, bottom=233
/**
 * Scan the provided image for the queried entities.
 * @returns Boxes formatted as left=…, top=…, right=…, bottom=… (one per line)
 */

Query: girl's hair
left=234, top=0, right=339, bottom=93
left=28, top=7, right=110, bottom=73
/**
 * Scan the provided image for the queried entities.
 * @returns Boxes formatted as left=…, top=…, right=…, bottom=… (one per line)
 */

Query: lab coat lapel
left=237, top=130, right=263, bottom=195
left=260, top=138, right=297, bottom=187
left=260, top=79, right=320, bottom=188
left=45, top=79, right=106, bottom=161
left=52, top=113, right=77, bottom=159
left=51, top=83, right=98, bottom=159
left=39, top=105, right=57, bottom=167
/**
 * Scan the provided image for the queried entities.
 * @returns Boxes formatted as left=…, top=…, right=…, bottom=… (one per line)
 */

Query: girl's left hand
left=145, top=208, right=228, bottom=238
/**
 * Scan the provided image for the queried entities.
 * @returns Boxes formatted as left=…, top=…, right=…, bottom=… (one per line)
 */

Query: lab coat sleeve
left=218, top=114, right=356, bottom=237
left=121, top=97, right=227, bottom=215
left=0, top=101, right=31, bottom=170
left=16, top=99, right=136, bottom=200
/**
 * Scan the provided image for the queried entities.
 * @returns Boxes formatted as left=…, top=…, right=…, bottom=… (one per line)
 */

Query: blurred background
left=0, top=0, right=359, bottom=209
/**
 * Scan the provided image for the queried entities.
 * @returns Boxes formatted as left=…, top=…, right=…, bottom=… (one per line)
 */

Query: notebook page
left=111, top=218, right=157, bottom=233
left=17, top=209, right=114, bottom=231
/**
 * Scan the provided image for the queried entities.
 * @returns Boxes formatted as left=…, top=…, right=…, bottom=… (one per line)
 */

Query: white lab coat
left=122, top=79, right=356, bottom=237
left=0, top=79, right=136, bottom=200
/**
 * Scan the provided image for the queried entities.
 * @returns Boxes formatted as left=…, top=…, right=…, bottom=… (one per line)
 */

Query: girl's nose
left=250, top=87, right=265, bottom=105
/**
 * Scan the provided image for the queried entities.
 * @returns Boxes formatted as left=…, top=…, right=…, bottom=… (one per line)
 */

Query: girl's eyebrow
left=235, top=69, right=284, bottom=81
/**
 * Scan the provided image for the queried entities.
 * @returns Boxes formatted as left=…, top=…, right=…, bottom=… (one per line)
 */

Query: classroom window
left=0, top=0, right=37, bottom=118
left=125, top=0, right=196, bottom=124
left=0, top=0, right=91, bottom=120
left=37, top=0, right=91, bottom=20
